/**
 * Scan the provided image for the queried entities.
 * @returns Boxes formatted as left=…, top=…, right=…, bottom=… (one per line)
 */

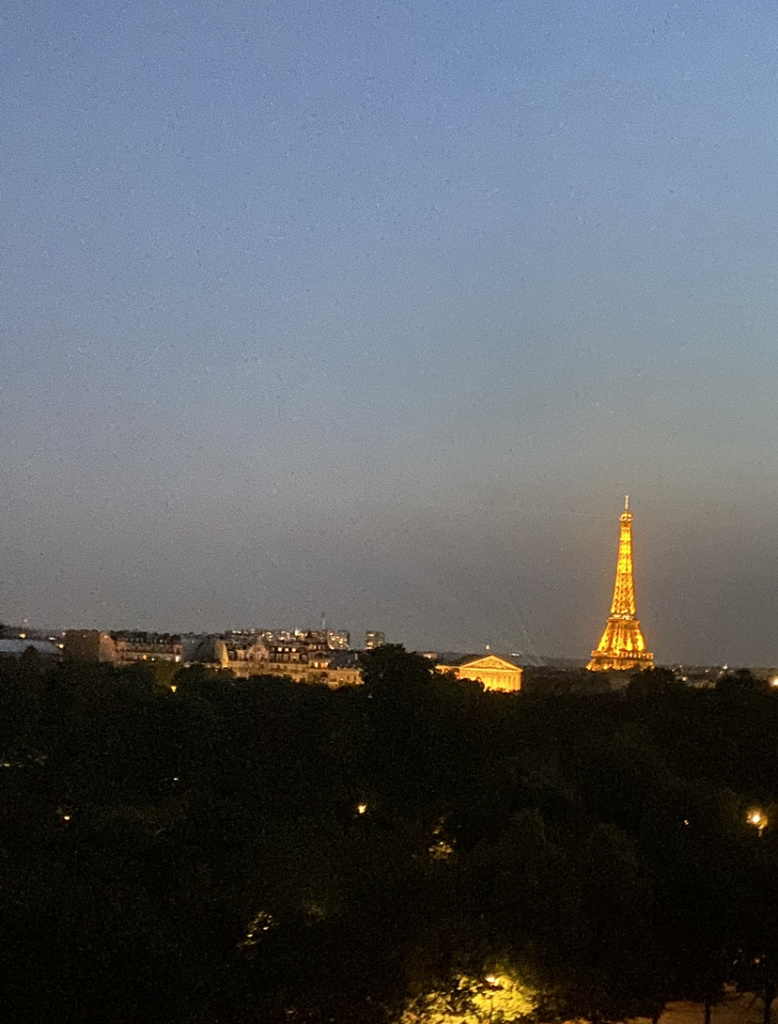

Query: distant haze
left=4, top=0, right=778, bottom=665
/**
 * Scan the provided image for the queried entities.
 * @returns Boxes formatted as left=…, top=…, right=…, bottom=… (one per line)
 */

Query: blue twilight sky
left=4, top=0, right=778, bottom=663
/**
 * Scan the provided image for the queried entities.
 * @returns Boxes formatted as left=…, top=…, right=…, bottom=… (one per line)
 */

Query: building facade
left=438, top=653, right=523, bottom=692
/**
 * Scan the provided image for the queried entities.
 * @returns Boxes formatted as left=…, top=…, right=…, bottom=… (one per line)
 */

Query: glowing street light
left=747, top=808, right=768, bottom=834
left=484, top=975, right=504, bottom=1024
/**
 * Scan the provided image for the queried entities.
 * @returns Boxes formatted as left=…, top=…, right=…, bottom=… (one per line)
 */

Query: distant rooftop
left=0, top=639, right=62, bottom=658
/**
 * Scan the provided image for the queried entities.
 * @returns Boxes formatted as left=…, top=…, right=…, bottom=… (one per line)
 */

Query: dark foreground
left=3, top=648, right=778, bottom=1024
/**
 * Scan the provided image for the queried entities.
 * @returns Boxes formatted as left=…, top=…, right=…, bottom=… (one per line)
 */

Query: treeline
left=2, top=647, right=778, bottom=1023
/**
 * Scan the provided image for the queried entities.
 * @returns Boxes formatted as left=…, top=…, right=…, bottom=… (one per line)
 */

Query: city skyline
left=5, top=1, right=778, bottom=664
left=3, top=488, right=775, bottom=668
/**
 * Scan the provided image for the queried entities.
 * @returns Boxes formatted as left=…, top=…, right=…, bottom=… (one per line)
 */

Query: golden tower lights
left=587, top=496, right=654, bottom=672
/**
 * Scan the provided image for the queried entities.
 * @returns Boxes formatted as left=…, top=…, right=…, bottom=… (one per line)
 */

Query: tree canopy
left=2, top=649, right=778, bottom=1023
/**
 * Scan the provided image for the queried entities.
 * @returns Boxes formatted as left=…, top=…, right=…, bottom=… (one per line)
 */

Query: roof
left=327, top=650, right=361, bottom=669
left=456, top=654, right=523, bottom=672
left=0, top=639, right=62, bottom=658
left=190, top=637, right=229, bottom=666
left=435, top=652, right=523, bottom=669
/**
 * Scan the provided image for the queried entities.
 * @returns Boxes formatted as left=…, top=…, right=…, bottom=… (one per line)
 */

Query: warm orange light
left=588, top=497, right=654, bottom=672
left=747, top=808, right=768, bottom=833
left=356, top=803, right=367, bottom=815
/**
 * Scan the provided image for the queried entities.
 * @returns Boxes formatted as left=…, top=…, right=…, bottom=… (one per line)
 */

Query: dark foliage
left=1, top=649, right=778, bottom=1022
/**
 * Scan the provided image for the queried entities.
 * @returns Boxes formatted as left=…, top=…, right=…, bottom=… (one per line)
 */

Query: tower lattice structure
left=587, top=496, right=654, bottom=672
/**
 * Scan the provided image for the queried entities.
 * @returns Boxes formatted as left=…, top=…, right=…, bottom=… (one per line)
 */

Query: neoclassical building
left=437, top=653, right=523, bottom=692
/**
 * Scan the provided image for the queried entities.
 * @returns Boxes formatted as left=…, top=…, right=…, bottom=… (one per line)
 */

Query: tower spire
left=587, top=499, right=654, bottom=672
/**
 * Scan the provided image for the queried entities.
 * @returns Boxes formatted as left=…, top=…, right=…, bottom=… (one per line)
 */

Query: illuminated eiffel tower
left=587, top=496, right=654, bottom=672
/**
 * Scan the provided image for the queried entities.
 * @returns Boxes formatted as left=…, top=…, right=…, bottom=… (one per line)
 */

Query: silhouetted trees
left=2, top=649, right=778, bottom=1022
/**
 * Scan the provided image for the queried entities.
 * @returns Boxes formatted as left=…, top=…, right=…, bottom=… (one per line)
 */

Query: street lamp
left=747, top=808, right=768, bottom=834
left=484, top=975, right=504, bottom=1024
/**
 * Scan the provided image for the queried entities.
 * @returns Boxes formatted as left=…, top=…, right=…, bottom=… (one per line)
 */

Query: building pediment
left=459, top=654, right=520, bottom=672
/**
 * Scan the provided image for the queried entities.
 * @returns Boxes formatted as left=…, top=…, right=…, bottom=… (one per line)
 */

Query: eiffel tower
left=587, top=496, right=654, bottom=672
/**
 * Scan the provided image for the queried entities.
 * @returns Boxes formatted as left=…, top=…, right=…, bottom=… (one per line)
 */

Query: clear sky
left=4, top=0, right=778, bottom=664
